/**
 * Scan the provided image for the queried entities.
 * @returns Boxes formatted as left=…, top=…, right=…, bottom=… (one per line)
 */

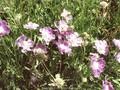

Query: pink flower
left=65, top=31, right=84, bottom=47
left=90, top=53, right=105, bottom=78
left=32, top=43, right=47, bottom=54
left=16, top=35, right=34, bottom=53
left=0, top=20, right=10, bottom=36
left=23, top=22, right=39, bottom=30
left=113, top=39, right=120, bottom=50
left=102, top=80, right=114, bottom=90
left=93, top=40, right=109, bottom=55
left=56, top=40, right=72, bottom=55
left=61, top=9, right=72, bottom=22
left=39, top=27, right=55, bottom=45
left=115, top=52, right=120, bottom=63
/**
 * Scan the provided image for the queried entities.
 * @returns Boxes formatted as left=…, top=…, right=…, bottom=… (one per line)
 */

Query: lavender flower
left=93, top=40, right=109, bottom=55
left=65, top=31, right=84, bottom=47
left=102, top=80, right=114, bottom=90
left=16, top=35, right=34, bottom=53
left=56, top=40, right=72, bottom=55
left=115, top=52, right=120, bottom=63
left=0, top=20, right=10, bottom=36
left=23, top=22, right=39, bottom=30
left=39, top=27, right=55, bottom=45
left=113, top=39, right=120, bottom=50
left=61, top=9, right=72, bottom=22
left=90, top=53, right=105, bottom=78
left=32, top=43, right=47, bottom=54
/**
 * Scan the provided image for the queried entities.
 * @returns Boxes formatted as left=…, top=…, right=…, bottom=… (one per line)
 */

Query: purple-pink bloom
left=56, top=40, right=72, bottom=55
left=115, top=52, right=120, bottom=63
left=23, top=22, right=39, bottom=30
left=32, top=43, right=47, bottom=54
left=16, top=34, right=34, bottom=53
left=65, top=31, right=84, bottom=47
left=90, top=53, right=105, bottom=78
left=102, top=80, right=114, bottom=90
left=39, top=27, right=55, bottom=45
left=113, top=39, right=120, bottom=50
left=0, top=20, right=10, bottom=36
left=93, top=40, right=109, bottom=55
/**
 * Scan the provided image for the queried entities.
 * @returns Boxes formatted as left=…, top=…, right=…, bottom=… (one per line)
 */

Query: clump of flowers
left=14, top=8, right=118, bottom=89
left=0, top=20, right=10, bottom=37
left=90, top=40, right=109, bottom=78
left=14, top=9, right=84, bottom=89
left=16, top=9, right=84, bottom=55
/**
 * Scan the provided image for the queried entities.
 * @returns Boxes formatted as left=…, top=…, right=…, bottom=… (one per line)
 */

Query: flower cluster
left=90, top=40, right=109, bottom=78
left=1, top=8, right=117, bottom=89
left=16, top=9, right=84, bottom=55
left=90, top=40, right=115, bottom=89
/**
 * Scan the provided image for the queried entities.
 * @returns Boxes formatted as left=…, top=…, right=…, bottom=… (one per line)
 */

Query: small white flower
left=61, top=9, right=71, bottom=18
left=49, top=74, right=65, bottom=88
left=100, top=1, right=109, bottom=8
left=61, top=9, right=72, bottom=22
left=15, top=13, right=22, bottom=21
left=115, top=52, right=120, bottom=63
left=113, top=39, right=120, bottom=50
left=56, top=20, right=69, bottom=32
left=23, top=22, right=39, bottom=30
left=93, top=40, right=109, bottom=55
